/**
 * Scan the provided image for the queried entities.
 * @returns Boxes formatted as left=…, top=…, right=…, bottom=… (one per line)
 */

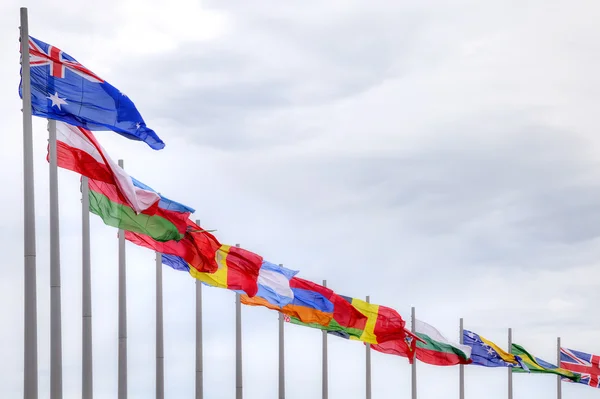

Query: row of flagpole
left=18, top=7, right=573, bottom=399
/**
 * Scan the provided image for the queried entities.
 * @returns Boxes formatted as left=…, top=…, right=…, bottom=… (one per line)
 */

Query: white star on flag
left=47, top=92, right=68, bottom=110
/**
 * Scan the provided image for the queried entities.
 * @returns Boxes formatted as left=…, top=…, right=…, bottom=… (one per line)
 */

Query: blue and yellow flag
left=463, top=330, right=529, bottom=370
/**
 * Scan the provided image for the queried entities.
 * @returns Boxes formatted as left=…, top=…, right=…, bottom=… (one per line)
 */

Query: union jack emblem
left=27, top=37, right=104, bottom=83
left=560, top=347, right=600, bottom=388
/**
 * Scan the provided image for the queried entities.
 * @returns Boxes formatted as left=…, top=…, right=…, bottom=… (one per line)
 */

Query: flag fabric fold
left=463, top=330, right=528, bottom=370
left=88, top=179, right=190, bottom=242
left=342, top=297, right=407, bottom=345
left=285, top=279, right=368, bottom=337
left=21, top=36, right=164, bottom=150
left=243, top=261, right=298, bottom=307
left=127, top=219, right=221, bottom=273
left=372, top=319, right=472, bottom=366
left=188, top=244, right=263, bottom=297
left=53, top=121, right=159, bottom=213
left=244, top=278, right=367, bottom=337
left=560, top=347, right=600, bottom=388
left=161, top=253, right=190, bottom=272
left=511, top=343, right=580, bottom=382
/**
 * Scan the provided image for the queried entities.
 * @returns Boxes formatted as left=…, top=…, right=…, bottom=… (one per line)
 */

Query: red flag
left=126, top=219, right=221, bottom=273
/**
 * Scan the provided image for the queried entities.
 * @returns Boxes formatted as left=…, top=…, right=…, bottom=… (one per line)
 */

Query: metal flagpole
left=195, top=219, right=203, bottom=399
left=278, top=264, right=285, bottom=399
left=82, top=177, right=93, bottom=399
left=366, top=296, right=371, bottom=399
left=235, top=243, right=243, bottom=399
left=156, top=252, right=164, bottom=399
left=557, top=337, right=562, bottom=399
left=20, top=7, right=39, bottom=399
left=322, top=280, right=328, bottom=399
left=48, top=118, right=63, bottom=399
left=411, top=307, right=417, bottom=399
left=118, top=159, right=127, bottom=399
left=508, top=328, right=513, bottom=399
left=459, top=318, right=464, bottom=399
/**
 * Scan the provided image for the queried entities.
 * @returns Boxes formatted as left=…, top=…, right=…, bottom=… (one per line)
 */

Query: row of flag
left=21, top=34, right=600, bottom=391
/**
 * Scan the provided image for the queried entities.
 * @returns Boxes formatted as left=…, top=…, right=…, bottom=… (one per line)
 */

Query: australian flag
left=19, top=36, right=165, bottom=150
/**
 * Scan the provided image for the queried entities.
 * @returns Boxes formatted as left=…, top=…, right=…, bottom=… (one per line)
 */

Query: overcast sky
left=1, top=0, right=599, bottom=397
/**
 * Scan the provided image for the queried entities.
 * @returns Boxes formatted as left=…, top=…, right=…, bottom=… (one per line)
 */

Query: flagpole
left=48, top=118, right=64, bottom=399
left=81, top=176, right=93, bottom=399
left=195, top=219, right=203, bottom=399
left=411, top=307, right=417, bottom=399
left=366, top=295, right=372, bottom=399
left=322, top=280, right=328, bottom=399
left=20, top=7, right=39, bottom=399
left=557, top=337, right=562, bottom=399
left=118, top=159, right=127, bottom=399
left=459, top=318, right=464, bottom=399
left=508, top=328, right=512, bottom=399
left=278, top=264, right=285, bottom=399
left=156, top=252, right=164, bottom=399
left=235, top=243, right=243, bottom=399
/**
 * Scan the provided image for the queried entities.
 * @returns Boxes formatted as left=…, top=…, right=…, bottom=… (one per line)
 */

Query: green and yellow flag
left=511, top=343, right=580, bottom=382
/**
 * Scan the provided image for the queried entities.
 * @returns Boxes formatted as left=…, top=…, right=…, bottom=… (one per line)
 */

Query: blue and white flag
left=19, top=36, right=165, bottom=150
left=254, top=261, right=298, bottom=307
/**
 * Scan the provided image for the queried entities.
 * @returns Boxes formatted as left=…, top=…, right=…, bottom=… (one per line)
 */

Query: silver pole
left=365, top=296, right=371, bottom=399
left=235, top=244, right=242, bottom=399
left=459, top=318, right=464, bottom=399
left=557, top=337, right=562, bottom=399
left=82, top=177, right=93, bottom=399
left=411, top=307, right=417, bottom=399
left=48, top=119, right=63, bottom=399
left=118, top=159, right=127, bottom=399
left=20, top=7, right=39, bottom=399
left=322, top=280, right=328, bottom=399
left=278, top=264, right=285, bottom=399
left=156, top=253, right=164, bottom=399
left=195, top=220, right=203, bottom=399
left=508, top=328, right=512, bottom=399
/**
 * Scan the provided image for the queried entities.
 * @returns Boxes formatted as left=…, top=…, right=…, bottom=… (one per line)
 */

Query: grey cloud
left=106, top=3, right=432, bottom=150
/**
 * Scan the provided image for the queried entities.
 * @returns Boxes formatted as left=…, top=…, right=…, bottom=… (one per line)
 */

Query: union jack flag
left=27, top=37, right=103, bottom=83
left=560, top=347, right=600, bottom=388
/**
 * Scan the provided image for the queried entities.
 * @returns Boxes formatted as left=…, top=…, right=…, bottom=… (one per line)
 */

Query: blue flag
left=19, top=36, right=165, bottom=150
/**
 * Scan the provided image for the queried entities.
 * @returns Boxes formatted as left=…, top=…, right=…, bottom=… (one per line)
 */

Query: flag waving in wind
left=20, top=36, right=165, bottom=150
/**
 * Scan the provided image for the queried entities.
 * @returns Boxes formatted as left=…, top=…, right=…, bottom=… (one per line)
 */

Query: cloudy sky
left=1, top=0, right=600, bottom=397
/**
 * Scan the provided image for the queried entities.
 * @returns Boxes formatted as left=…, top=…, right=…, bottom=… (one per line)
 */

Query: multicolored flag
left=53, top=121, right=160, bottom=213
left=188, top=244, right=263, bottom=297
left=237, top=262, right=298, bottom=307
left=511, top=343, right=580, bottom=382
left=341, top=297, right=408, bottom=345
left=21, top=36, right=164, bottom=149
left=372, top=319, right=472, bottom=366
left=463, top=330, right=529, bottom=370
left=560, top=347, right=600, bottom=388
left=284, top=293, right=420, bottom=362
left=244, top=278, right=368, bottom=337
left=126, top=219, right=222, bottom=273
left=88, top=179, right=190, bottom=242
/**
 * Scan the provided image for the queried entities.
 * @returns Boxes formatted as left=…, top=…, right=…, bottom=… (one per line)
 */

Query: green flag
left=511, top=343, right=580, bottom=382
